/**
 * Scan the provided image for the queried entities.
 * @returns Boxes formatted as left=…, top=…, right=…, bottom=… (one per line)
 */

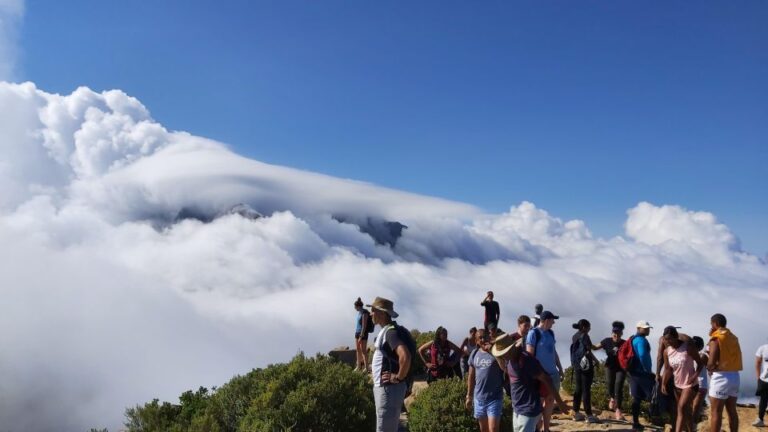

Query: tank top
left=666, top=341, right=696, bottom=389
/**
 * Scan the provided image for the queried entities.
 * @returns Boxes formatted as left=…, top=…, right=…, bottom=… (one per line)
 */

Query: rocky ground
left=401, top=380, right=761, bottom=432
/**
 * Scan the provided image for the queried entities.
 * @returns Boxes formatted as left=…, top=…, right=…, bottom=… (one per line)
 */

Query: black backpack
left=570, top=333, right=592, bottom=371
left=380, top=323, right=418, bottom=395
left=365, top=311, right=375, bottom=334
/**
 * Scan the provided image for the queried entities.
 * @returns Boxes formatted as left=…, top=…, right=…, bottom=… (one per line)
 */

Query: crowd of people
left=355, top=292, right=767, bottom=432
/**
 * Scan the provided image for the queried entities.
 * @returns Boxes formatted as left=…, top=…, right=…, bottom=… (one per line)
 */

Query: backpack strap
left=530, top=328, right=541, bottom=356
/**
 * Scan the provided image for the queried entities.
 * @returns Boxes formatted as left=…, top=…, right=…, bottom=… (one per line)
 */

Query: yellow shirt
left=709, top=328, right=743, bottom=372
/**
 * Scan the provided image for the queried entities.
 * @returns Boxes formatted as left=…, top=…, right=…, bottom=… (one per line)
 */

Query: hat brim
left=367, top=304, right=399, bottom=318
left=491, top=344, right=514, bottom=358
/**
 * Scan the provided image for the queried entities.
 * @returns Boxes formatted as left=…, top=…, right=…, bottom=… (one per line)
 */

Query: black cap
left=540, top=311, right=559, bottom=320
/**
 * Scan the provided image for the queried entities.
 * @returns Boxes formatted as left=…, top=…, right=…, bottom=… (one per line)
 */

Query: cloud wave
left=1, top=81, right=766, bottom=431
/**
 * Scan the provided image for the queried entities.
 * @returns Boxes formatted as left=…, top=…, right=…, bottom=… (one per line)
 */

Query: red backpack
left=617, top=335, right=635, bottom=371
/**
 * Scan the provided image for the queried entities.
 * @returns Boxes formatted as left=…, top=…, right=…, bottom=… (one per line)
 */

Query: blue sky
left=15, top=0, right=767, bottom=254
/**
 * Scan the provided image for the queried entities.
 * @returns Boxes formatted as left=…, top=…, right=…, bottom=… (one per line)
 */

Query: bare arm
left=661, top=349, right=671, bottom=394
left=359, top=313, right=368, bottom=335
left=418, top=341, right=432, bottom=368
left=757, top=355, right=763, bottom=381
left=465, top=364, right=476, bottom=409
left=395, top=344, right=411, bottom=381
left=656, top=337, right=665, bottom=379
left=707, top=339, right=719, bottom=372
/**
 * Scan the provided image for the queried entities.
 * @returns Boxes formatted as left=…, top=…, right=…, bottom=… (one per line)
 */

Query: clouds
left=0, top=81, right=767, bottom=431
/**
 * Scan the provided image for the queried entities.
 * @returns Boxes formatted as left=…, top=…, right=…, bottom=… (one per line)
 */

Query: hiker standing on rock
left=369, top=297, right=412, bottom=432
left=481, top=291, right=500, bottom=332
left=532, top=304, right=543, bottom=328
left=594, top=321, right=626, bottom=420
left=525, top=310, right=564, bottom=432
left=466, top=328, right=505, bottom=432
left=707, top=313, right=743, bottom=432
left=354, top=297, right=372, bottom=372
left=661, top=326, right=703, bottom=432
left=493, top=332, right=569, bottom=432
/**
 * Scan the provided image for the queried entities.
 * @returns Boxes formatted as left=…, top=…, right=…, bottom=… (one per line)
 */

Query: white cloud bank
left=0, top=81, right=766, bottom=431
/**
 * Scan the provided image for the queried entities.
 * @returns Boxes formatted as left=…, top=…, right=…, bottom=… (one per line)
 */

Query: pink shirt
left=667, top=342, right=696, bottom=389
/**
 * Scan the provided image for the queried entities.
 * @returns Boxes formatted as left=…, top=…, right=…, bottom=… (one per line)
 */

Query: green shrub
left=125, top=354, right=374, bottom=432
left=239, top=354, right=374, bottom=432
left=408, top=377, right=513, bottom=432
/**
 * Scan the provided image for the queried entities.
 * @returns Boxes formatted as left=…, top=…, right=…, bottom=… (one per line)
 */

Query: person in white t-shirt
left=754, top=344, right=768, bottom=427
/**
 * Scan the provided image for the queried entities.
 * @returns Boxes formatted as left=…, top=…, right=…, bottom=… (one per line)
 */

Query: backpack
left=618, top=335, right=636, bottom=371
left=380, top=323, right=418, bottom=395
left=529, top=328, right=541, bottom=356
left=570, top=333, right=592, bottom=371
left=365, top=311, right=375, bottom=334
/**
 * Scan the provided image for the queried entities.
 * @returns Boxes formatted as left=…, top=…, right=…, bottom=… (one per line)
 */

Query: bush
left=125, top=354, right=375, bottom=432
left=408, top=377, right=513, bottom=432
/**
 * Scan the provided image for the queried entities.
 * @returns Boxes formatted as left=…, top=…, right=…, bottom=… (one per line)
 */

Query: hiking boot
left=586, top=415, right=600, bottom=424
left=753, top=419, right=766, bottom=427
left=631, top=423, right=643, bottom=431
left=573, top=412, right=586, bottom=421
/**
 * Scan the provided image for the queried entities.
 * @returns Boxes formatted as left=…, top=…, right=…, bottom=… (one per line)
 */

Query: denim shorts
left=474, top=397, right=503, bottom=419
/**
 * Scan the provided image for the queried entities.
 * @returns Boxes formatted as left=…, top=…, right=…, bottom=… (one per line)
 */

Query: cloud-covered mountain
left=1, top=81, right=766, bottom=431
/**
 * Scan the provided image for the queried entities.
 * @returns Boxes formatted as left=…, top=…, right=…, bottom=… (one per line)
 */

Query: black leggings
left=573, top=367, right=594, bottom=415
left=606, top=367, right=626, bottom=409
left=760, top=393, right=767, bottom=421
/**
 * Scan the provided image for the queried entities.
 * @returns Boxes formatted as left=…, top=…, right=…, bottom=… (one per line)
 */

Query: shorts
left=549, top=372, right=561, bottom=393
left=474, top=397, right=503, bottom=419
left=709, top=371, right=740, bottom=400
left=629, top=372, right=654, bottom=401
left=355, top=332, right=369, bottom=341
left=513, top=412, right=541, bottom=432
left=755, top=379, right=768, bottom=397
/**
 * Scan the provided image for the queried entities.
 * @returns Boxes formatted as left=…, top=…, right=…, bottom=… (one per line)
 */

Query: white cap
left=636, top=320, right=653, bottom=329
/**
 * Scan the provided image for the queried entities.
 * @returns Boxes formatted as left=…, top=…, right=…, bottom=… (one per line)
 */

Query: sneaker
left=614, top=409, right=624, bottom=422
left=586, top=415, right=600, bottom=424
left=608, top=398, right=616, bottom=410
left=632, top=423, right=643, bottom=432
left=753, top=419, right=766, bottom=427
left=573, top=412, right=586, bottom=421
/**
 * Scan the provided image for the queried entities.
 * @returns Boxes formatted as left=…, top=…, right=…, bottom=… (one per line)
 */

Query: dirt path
left=401, top=381, right=763, bottom=432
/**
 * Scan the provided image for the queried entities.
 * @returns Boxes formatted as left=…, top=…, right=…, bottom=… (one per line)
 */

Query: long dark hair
left=434, top=326, right=447, bottom=344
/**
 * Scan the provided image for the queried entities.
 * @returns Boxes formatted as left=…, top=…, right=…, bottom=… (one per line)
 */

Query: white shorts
left=708, top=371, right=740, bottom=400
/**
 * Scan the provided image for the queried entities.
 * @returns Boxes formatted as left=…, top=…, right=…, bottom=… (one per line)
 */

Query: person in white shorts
left=707, top=313, right=743, bottom=432
left=754, top=343, right=768, bottom=427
